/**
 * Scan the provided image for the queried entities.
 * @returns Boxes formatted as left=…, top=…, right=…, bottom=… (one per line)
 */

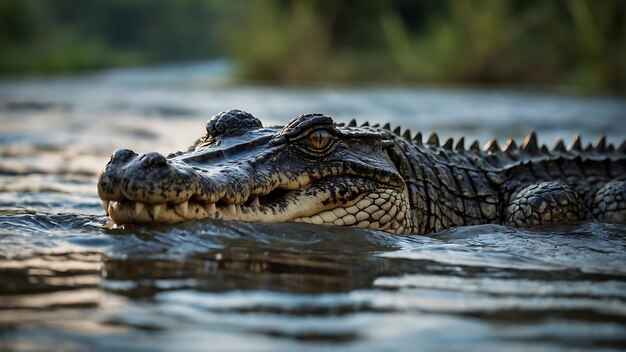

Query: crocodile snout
left=98, top=148, right=197, bottom=205
left=109, top=149, right=168, bottom=168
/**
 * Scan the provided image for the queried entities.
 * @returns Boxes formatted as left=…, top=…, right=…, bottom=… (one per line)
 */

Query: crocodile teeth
left=176, top=201, right=189, bottom=218
left=135, top=202, right=145, bottom=215
left=205, top=203, right=216, bottom=215
left=251, top=196, right=260, bottom=207
left=152, top=204, right=162, bottom=220
left=227, top=203, right=236, bottom=215
left=102, top=200, right=110, bottom=214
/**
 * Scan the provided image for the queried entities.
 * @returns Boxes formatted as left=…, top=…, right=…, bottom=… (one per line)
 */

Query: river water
left=1, top=61, right=625, bottom=351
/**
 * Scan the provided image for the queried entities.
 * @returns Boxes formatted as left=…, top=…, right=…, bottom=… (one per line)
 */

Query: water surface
left=1, top=62, right=625, bottom=351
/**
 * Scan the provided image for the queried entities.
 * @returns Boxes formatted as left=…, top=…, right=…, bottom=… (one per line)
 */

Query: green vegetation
left=227, top=0, right=626, bottom=92
left=0, top=0, right=229, bottom=74
left=0, top=0, right=624, bottom=93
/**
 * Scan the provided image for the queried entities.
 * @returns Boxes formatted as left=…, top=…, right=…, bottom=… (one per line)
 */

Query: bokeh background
left=2, top=2, right=626, bottom=351
left=1, top=0, right=624, bottom=93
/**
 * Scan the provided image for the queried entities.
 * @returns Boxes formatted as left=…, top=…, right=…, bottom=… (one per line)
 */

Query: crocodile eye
left=306, top=129, right=331, bottom=150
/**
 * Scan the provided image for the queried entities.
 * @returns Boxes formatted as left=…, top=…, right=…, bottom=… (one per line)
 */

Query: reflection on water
left=0, top=61, right=625, bottom=351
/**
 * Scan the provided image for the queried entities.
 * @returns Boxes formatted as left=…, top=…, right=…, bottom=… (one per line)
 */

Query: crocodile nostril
left=110, top=148, right=138, bottom=164
left=143, top=152, right=168, bottom=166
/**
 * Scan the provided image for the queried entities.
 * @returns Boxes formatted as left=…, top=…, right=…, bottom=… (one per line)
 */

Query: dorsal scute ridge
left=568, top=134, right=582, bottom=151
left=503, top=139, right=517, bottom=153
left=413, top=132, right=423, bottom=145
left=521, top=131, right=538, bottom=153
left=427, top=133, right=440, bottom=147
left=344, top=123, right=622, bottom=159
left=593, top=135, right=606, bottom=152
left=552, top=139, right=566, bottom=152
left=455, top=137, right=465, bottom=151
left=618, top=139, right=626, bottom=153
left=483, top=139, right=500, bottom=152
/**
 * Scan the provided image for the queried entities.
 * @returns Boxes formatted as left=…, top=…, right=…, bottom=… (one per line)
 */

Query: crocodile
left=98, top=109, right=626, bottom=235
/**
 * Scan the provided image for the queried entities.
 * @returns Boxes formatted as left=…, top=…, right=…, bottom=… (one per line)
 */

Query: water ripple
left=1, top=63, right=626, bottom=351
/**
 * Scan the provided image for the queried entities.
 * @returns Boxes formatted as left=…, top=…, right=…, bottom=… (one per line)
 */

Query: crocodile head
left=98, top=110, right=413, bottom=234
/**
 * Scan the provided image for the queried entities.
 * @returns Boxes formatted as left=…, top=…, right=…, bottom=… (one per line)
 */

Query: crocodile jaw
left=103, top=178, right=412, bottom=234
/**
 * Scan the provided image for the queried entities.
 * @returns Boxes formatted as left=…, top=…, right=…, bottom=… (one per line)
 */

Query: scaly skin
left=98, top=110, right=626, bottom=235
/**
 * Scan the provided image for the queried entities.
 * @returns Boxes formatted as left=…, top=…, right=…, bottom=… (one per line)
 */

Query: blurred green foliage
left=0, top=0, right=230, bottom=73
left=227, top=0, right=625, bottom=92
left=0, top=0, right=624, bottom=92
